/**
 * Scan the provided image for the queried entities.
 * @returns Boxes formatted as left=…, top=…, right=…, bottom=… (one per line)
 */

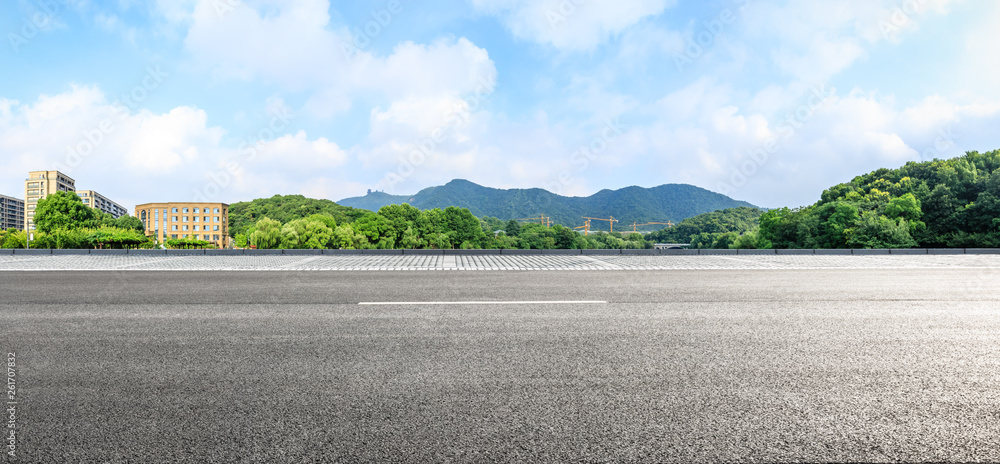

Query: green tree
left=353, top=212, right=394, bottom=248
left=400, top=226, right=424, bottom=249
left=427, top=232, right=452, bottom=250
left=249, top=217, right=282, bottom=249
left=281, top=218, right=334, bottom=249
left=504, top=219, right=521, bottom=237
left=47, top=228, right=91, bottom=249
left=553, top=225, right=578, bottom=249
left=33, top=191, right=97, bottom=233
left=884, top=193, right=923, bottom=222
left=2, top=231, right=26, bottom=248
left=86, top=228, right=148, bottom=249
left=234, top=233, right=248, bottom=249
left=845, top=212, right=918, bottom=249
left=443, top=206, right=487, bottom=248
left=112, top=215, right=144, bottom=232
left=732, top=231, right=769, bottom=249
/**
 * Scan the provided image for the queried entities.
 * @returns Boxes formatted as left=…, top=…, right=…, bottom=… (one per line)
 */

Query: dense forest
left=758, top=150, right=1000, bottom=249
left=228, top=195, right=367, bottom=237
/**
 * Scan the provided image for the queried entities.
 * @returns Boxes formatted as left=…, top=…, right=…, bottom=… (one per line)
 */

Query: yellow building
left=24, top=170, right=76, bottom=231
left=76, top=190, right=128, bottom=219
left=135, top=202, right=230, bottom=249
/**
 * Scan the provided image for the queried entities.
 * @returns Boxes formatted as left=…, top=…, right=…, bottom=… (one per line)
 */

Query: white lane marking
left=359, top=300, right=607, bottom=306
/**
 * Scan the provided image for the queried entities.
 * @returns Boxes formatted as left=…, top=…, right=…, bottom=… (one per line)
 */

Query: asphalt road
left=1, top=270, right=999, bottom=462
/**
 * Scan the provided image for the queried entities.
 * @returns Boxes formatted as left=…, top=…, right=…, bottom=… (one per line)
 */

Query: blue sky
left=2, top=0, right=999, bottom=211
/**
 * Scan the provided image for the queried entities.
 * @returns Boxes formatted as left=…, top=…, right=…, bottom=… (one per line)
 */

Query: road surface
left=1, top=269, right=998, bottom=462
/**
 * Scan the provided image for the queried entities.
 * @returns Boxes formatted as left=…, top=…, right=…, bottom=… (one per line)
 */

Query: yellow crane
left=630, top=221, right=674, bottom=233
left=574, top=220, right=591, bottom=236
left=517, top=215, right=552, bottom=228
left=583, top=216, right=619, bottom=234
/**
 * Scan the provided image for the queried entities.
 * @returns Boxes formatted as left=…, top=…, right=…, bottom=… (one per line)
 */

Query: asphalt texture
left=1, top=270, right=999, bottom=463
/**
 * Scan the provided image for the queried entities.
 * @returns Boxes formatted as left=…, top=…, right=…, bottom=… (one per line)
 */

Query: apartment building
left=24, top=170, right=76, bottom=230
left=24, top=170, right=131, bottom=230
left=135, top=202, right=230, bottom=249
left=0, top=194, right=25, bottom=231
left=77, top=190, right=128, bottom=219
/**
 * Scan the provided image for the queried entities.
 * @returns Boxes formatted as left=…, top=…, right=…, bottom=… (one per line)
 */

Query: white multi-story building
left=77, top=190, right=128, bottom=219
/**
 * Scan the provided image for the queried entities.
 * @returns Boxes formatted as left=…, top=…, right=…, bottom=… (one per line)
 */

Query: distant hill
left=339, top=179, right=757, bottom=229
left=229, top=195, right=366, bottom=235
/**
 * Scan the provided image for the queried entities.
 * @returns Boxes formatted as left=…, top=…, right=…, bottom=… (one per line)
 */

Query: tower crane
left=574, top=220, right=591, bottom=236
left=583, top=216, right=619, bottom=234
left=517, top=215, right=552, bottom=228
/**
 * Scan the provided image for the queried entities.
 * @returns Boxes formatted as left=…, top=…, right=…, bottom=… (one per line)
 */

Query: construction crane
left=583, top=216, right=619, bottom=234
left=630, top=221, right=674, bottom=233
left=574, top=220, right=591, bottom=236
left=517, top=215, right=553, bottom=228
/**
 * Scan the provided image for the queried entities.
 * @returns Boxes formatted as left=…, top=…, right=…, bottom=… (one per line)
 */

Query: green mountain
left=339, top=179, right=757, bottom=230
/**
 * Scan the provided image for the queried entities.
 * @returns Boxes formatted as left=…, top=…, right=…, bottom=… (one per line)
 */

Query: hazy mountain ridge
left=339, top=180, right=757, bottom=228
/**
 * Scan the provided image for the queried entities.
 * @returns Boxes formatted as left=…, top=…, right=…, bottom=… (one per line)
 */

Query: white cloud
left=172, top=0, right=496, bottom=118
left=470, top=0, right=676, bottom=51
left=743, top=0, right=962, bottom=83
left=0, top=86, right=362, bottom=209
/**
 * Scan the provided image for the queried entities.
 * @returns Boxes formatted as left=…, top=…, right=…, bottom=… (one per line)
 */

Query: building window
left=183, top=208, right=189, bottom=213
left=183, top=216, right=189, bottom=222
left=214, top=235, right=220, bottom=241
left=171, top=235, right=178, bottom=239
left=172, top=225, right=178, bottom=231
left=213, top=226, right=219, bottom=231
left=193, top=225, right=200, bottom=231
left=172, top=216, right=178, bottom=222
left=172, top=208, right=178, bottom=213
left=195, top=208, right=202, bottom=213
left=194, top=216, right=200, bottom=222
left=183, top=225, right=189, bottom=231
left=214, top=208, right=220, bottom=214
left=213, top=216, right=220, bottom=223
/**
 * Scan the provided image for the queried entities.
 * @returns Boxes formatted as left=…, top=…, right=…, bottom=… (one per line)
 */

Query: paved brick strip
left=0, top=255, right=999, bottom=271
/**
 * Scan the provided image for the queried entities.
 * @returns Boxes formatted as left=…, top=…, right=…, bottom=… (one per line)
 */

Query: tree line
left=239, top=204, right=654, bottom=250
left=645, top=150, right=1000, bottom=249
left=0, top=191, right=150, bottom=249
